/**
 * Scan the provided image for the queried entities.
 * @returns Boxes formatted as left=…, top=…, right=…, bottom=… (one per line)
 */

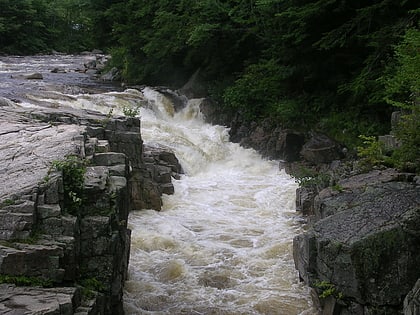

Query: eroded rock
left=294, top=171, right=420, bottom=314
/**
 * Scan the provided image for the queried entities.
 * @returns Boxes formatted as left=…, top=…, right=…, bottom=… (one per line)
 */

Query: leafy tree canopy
left=0, top=0, right=418, bottom=151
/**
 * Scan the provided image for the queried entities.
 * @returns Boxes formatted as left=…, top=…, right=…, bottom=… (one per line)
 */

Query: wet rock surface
left=0, top=58, right=182, bottom=314
left=193, top=87, right=420, bottom=314
left=293, top=169, right=420, bottom=314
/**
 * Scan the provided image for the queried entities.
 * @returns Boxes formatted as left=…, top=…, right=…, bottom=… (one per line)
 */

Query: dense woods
left=1, top=0, right=419, bottom=168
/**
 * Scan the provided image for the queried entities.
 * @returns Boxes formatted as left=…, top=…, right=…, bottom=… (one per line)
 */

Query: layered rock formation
left=0, top=98, right=181, bottom=314
left=197, top=95, right=420, bottom=314
left=293, top=169, right=420, bottom=314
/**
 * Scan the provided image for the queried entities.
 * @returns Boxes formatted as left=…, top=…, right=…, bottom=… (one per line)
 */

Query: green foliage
left=391, top=108, right=420, bottom=172
left=51, top=155, right=87, bottom=215
left=356, top=135, right=388, bottom=169
left=0, top=0, right=98, bottom=54
left=102, top=0, right=417, bottom=148
left=291, top=167, right=330, bottom=190
left=0, top=199, right=16, bottom=208
left=331, top=184, right=344, bottom=193
left=80, top=277, right=105, bottom=300
left=0, top=274, right=53, bottom=288
left=383, top=27, right=420, bottom=173
left=315, top=281, right=344, bottom=300
left=122, top=104, right=140, bottom=117
left=1, top=0, right=418, bottom=155
left=384, top=27, right=420, bottom=110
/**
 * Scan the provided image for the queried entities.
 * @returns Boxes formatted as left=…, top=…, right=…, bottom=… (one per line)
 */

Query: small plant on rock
left=356, top=135, right=394, bottom=171
left=122, top=104, right=140, bottom=117
left=51, top=155, right=87, bottom=215
left=315, top=280, right=344, bottom=300
left=80, top=277, right=106, bottom=300
left=291, top=166, right=331, bottom=191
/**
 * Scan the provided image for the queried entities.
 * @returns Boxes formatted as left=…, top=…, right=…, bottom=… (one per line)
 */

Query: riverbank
left=198, top=97, right=420, bottom=314
left=1, top=54, right=315, bottom=314
left=0, top=54, right=184, bottom=314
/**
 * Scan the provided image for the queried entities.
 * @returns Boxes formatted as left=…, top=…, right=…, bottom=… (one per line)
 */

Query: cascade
left=0, top=55, right=314, bottom=314
left=124, top=88, right=315, bottom=314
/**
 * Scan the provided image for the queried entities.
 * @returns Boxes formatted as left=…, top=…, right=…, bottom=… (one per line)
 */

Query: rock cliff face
left=293, top=169, right=420, bottom=314
left=197, top=97, right=420, bottom=315
left=0, top=99, right=182, bottom=314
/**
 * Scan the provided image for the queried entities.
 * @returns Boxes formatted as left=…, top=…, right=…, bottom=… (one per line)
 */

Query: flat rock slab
left=0, top=284, right=78, bottom=315
left=0, top=106, right=85, bottom=201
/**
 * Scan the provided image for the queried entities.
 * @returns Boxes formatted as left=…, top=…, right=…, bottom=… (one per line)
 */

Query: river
left=0, top=55, right=314, bottom=314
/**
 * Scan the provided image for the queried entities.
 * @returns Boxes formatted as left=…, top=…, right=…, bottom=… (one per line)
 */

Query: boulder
left=300, top=133, right=343, bottom=164
left=404, top=278, right=420, bottom=315
left=294, top=172, right=420, bottom=314
left=0, top=284, right=79, bottom=315
left=100, top=67, right=121, bottom=82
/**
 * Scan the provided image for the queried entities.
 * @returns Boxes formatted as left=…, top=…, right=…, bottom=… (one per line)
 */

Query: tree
left=385, top=26, right=420, bottom=171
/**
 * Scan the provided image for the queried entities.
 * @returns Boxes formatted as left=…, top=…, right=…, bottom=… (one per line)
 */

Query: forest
left=0, top=0, right=419, bottom=170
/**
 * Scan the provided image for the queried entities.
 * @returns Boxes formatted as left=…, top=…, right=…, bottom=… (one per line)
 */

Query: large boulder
left=300, top=133, right=343, bottom=164
left=294, top=170, right=420, bottom=314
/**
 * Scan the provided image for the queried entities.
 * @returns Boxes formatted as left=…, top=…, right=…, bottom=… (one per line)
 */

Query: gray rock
left=0, top=284, right=78, bottom=315
left=84, top=166, right=109, bottom=192
left=300, top=133, right=343, bottom=164
left=100, top=67, right=121, bottom=82
left=93, top=152, right=127, bottom=167
left=0, top=79, right=182, bottom=314
left=276, top=130, right=305, bottom=162
left=404, top=278, right=420, bottom=315
left=0, top=108, right=85, bottom=201
left=0, top=243, right=64, bottom=281
left=37, top=204, right=61, bottom=220
left=18, top=72, right=43, bottom=80
left=0, top=97, right=15, bottom=107
left=294, top=175, right=420, bottom=313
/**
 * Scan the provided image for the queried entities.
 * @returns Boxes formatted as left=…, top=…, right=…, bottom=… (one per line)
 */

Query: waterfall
left=0, top=53, right=314, bottom=313
left=124, top=88, right=315, bottom=314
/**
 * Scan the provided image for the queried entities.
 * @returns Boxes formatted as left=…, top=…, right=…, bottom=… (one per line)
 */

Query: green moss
left=0, top=275, right=53, bottom=287
left=79, top=277, right=106, bottom=300
left=331, top=184, right=344, bottom=192
left=351, top=228, right=405, bottom=279
left=0, top=199, right=16, bottom=209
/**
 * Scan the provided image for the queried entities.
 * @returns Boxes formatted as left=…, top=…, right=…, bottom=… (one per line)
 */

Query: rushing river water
left=0, top=55, right=314, bottom=315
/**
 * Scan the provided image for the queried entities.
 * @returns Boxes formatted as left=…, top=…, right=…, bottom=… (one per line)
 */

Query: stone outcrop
left=0, top=284, right=80, bottom=314
left=299, top=132, right=344, bottom=164
left=404, top=279, right=420, bottom=315
left=0, top=97, right=182, bottom=314
left=199, top=102, right=344, bottom=164
left=179, top=72, right=420, bottom=315
left=293, top=169, right=420, bottom=314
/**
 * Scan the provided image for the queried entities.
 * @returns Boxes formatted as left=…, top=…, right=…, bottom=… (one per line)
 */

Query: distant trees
left=0, top=0, right=95, bottom=54
left=0, top=0, right=418, bottom=149
left=104, top=0, right=418, bottom=146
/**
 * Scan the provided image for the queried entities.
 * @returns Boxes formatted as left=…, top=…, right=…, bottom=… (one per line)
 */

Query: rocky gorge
left=0, top=55, right=182, bottom=314
left=0, top=53, right=419, bottom=315
left=198, top=98, right=420, bottom=314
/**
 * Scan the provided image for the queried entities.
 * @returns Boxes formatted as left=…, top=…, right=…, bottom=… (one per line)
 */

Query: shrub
left=51, top=155, right=87, bottom=215
left=122, top=104, right=140, bottom=117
